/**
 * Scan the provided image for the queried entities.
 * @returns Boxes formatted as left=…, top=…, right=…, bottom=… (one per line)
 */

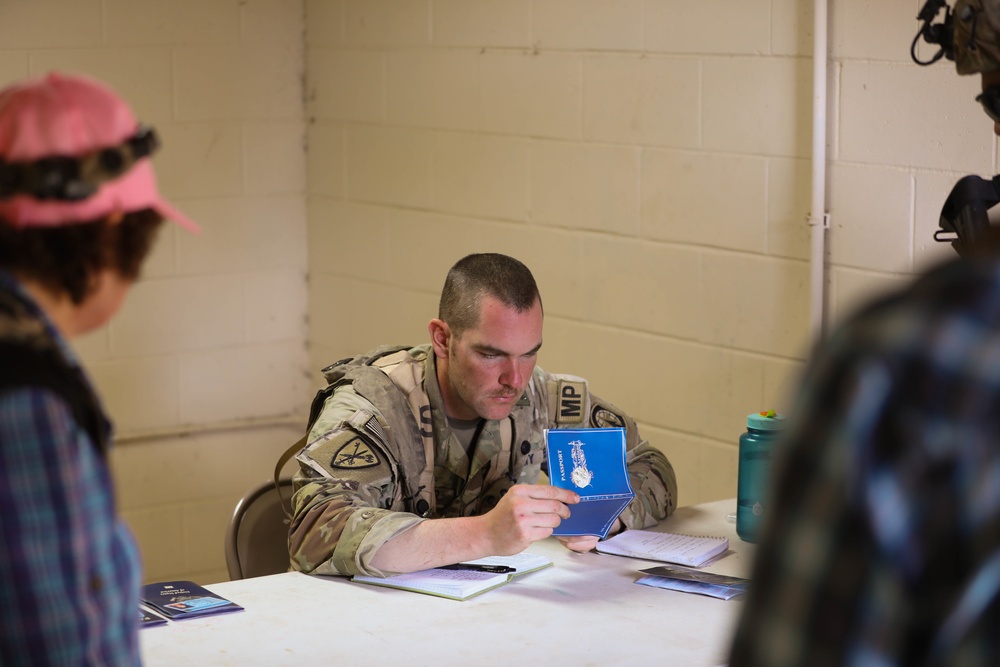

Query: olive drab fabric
left=288, top=344, right=677, bottom=578
left=954, top=0, right=1000, bottom=74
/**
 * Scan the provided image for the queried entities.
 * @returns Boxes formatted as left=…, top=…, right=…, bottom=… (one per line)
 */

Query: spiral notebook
left=351, top=552, right=553, bottom=601
left=595, top=530, right=729, bottom=568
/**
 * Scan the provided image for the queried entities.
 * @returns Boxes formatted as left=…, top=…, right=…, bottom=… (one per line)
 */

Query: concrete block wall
left=828, top=0, right=994, bottom=309
left=0, top=0, right=310, bottom=585
left=305, top=0, right=994, bottom=511
left=305, top=0, right=816, bottom=510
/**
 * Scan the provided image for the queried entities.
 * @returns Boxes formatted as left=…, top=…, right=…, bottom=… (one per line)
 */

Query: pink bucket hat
left=0, top=72, right=199, bottom=232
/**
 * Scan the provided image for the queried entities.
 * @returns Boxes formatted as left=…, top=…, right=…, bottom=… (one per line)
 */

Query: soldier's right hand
left=482, top=483, right=579, bottom=555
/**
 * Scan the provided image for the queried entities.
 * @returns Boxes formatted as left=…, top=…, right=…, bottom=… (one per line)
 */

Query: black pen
left=438, top=563, right=515, bottom=574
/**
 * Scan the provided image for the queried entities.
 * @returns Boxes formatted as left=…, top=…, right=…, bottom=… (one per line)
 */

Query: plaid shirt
left=0, top=272, right=142, bottom=666
left=729, top=256, right=1000, bottom=667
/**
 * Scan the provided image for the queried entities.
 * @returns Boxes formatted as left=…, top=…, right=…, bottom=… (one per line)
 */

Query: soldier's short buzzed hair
left=438, top=253, right=542, bottom=337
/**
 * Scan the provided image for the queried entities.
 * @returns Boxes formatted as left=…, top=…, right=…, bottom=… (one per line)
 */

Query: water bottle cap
left=747, top=409, right=785, bottom=430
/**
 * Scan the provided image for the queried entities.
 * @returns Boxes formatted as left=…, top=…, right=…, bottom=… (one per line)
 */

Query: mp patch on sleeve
left=556, top=379, right=587, bottom=424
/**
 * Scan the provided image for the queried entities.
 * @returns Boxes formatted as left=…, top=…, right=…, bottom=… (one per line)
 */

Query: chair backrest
left=224, top=479, right=294, bottom=580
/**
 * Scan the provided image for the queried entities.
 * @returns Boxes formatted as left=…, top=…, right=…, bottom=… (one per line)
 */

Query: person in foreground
left=729, top=2, right=1000, bottom=664
left=0, top=72, right=199, bottom=665
left=290, top=253, right=677, bottom=577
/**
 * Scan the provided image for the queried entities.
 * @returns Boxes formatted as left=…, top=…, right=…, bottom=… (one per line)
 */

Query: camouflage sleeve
left=287, top=387, right=425, bottom=577
left=589, top=392, right=678, bottom=531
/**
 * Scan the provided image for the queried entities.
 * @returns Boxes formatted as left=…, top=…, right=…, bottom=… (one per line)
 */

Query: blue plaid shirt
left=0, top=272, right=142, bottom=666
left=729, top=256, right=1000, bottom=666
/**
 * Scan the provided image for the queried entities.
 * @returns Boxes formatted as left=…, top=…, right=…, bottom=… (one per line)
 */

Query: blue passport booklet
left=140, top=581, right=244, bottom=620
left=545, top=427, right=635, bottom=539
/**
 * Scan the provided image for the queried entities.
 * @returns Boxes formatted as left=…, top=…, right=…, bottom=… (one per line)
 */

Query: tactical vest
left=277, top=345, right=591, bottom=518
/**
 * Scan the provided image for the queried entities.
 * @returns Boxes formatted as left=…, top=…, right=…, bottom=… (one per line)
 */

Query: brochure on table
left=636, top=564, right=749, bottom=600
left=545, top=427, right=634, bottom=539
left=140, top=580, right=244, bottom=621
left=139, top=608, right=168, bottom=628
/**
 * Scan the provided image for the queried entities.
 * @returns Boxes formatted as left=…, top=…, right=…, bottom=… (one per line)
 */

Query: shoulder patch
left=331, top=436, right=381, bottom=469
left=556, top=379, right=587, bottom=424
left=299, top=427, right=392, bottom=485
left=591, top=405, right=625, bottom=429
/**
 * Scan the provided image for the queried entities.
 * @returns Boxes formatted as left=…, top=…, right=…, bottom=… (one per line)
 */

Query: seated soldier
left=290, top=253, right=677, bottom=577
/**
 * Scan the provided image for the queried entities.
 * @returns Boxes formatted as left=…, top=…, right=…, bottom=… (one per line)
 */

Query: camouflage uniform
left=289, top=344, right=677, bottom=577
left=954, top=0, right=1000, bottom=74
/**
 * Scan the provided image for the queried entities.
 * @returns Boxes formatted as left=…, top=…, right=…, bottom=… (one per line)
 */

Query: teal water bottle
left=736, top=409, right=785, bottom=543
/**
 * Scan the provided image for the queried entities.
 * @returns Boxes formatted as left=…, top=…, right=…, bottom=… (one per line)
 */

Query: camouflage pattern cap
left=954, top=0, right=1000, bottom=74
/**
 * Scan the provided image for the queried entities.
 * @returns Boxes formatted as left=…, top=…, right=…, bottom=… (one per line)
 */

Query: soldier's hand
left=556, top=519, right=620, bottom=553
left=483, top=484, right=578, bottom=554
left=557, top=535, right=599, bottom=552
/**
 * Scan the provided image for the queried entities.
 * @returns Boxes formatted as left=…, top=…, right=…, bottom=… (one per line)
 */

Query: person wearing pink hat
left=0, top=72, right=198, bottom=665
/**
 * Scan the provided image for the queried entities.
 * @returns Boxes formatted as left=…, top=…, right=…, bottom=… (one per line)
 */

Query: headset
left=913, top=0, right=956, bottom=65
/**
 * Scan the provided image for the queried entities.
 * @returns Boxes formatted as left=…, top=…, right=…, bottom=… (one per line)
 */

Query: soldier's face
left=444, top=295, right=543, bottom=421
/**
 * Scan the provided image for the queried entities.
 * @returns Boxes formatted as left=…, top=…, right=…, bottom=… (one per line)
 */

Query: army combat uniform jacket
left=289, top=344, right=677, bottom=577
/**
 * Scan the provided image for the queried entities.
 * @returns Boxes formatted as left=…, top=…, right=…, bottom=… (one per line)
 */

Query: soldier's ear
left=428, top=318, right=450, bottom=358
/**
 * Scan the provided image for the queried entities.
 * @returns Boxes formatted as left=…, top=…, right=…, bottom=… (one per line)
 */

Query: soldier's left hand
left=557, top=535, right=599, bottom=552
left=556, top=518, right=622, bottom=552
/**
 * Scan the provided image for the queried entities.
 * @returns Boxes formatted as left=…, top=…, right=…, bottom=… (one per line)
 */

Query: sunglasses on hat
left=0, top=126, right=160, bottom=202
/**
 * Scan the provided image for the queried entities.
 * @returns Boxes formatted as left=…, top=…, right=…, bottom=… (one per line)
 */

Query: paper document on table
left=596, top=530, right=729, bottom=567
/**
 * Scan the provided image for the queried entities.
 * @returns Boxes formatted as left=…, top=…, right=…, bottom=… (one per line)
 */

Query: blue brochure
left=140, top=580, right=244, bottom=620
left=545, top=427, right=635, bottom=539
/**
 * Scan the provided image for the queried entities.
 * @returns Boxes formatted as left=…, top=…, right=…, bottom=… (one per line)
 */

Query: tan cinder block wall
left=0, top=1, right=310, bottom=584
left=304, top=0, right=993, bottom=513
left=305, top=0, right=809, bottom=511
left=4, top=0, right=992, bottom=584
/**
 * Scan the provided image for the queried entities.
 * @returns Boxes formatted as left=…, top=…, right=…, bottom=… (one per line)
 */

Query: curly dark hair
left=0, top=209, right=163, bottom=304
